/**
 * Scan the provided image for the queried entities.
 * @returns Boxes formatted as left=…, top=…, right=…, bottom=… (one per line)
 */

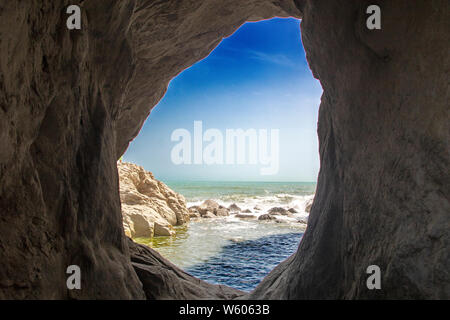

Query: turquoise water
left=165, top=180, right=316, bottom=203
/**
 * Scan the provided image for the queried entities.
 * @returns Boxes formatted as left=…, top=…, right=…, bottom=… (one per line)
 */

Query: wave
left=187, top=192, right=314, bottom=222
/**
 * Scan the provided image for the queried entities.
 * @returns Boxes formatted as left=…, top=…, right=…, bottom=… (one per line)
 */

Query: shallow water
left=136, top=218, right=304, bottom=291
left=186, top=231, right=302, bottom=291
left=135, top=181, right=314, bottom=291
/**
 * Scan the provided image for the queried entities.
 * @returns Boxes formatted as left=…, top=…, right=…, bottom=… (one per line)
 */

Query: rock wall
left=249, top=0, right=450, bottom=299
left=0, top=0, right=146, bottom=299
left=118, top=161, right=189, bottom=237
left=0, top=0, right=448, bottom=299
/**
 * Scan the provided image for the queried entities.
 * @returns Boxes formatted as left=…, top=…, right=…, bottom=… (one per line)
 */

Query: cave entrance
left=121, top=18, right=322, bottom=292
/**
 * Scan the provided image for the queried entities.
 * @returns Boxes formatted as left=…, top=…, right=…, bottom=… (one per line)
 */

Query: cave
left=0, top=0, right=448, bottom=300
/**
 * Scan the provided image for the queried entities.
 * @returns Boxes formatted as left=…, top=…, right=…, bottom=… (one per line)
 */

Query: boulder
left=188, top=207, right=201, bottom=218
left=288, top=208, right=298, bottom=213
left=198, top=199, right=220, bottom=215
left=215, top=208, right=230, bottom=216
left=268, top=207, right=289, bottom=215
left=242, top=209, right=252, bottom=213
left=189, top=212, right=201, bottom=219
left=203, top=199, right=220, bottom=209
left=258, top=214, right=276, bottom=221
left=202, top=211, right=216, bottom=219
left=228, top=203, right=241, bottom=212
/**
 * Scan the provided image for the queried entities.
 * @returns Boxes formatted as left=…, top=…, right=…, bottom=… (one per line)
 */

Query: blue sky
left=124, top=18, right=323, bottom=182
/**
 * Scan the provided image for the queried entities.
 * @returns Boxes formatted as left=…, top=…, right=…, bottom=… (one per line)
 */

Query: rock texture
left=259, top=214, right=276, bottom=221
left=268, top=207, right=289, bottom=216
left=188, top=200, right=231, bottom=218
left=118, top=161, right=189, bottom=238
left=248, top=1, right=450, bottom=300
left=229, top=204, right=242, bottom=212
left=0, top=0, right=448, bottom=299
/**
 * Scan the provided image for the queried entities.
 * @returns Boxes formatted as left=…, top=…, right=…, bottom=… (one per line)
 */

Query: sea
left=135, top=181, right=316, bottom=292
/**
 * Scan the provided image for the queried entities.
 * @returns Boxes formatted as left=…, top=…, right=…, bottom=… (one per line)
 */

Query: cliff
left=118, top=162, right=189, bottom=238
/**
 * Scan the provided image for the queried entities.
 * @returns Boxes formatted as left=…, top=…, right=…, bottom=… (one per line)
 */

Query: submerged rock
left=154, top=221, right=175, bottom=236
left=235, top=214, right=257, bottom=219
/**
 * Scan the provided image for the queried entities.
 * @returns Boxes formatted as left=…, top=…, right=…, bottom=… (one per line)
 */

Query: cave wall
left=0, top=0, right=146, bottom=299
left=249, top=0, right=449, bottom=299
left=0, top=0, right=448, bottom=299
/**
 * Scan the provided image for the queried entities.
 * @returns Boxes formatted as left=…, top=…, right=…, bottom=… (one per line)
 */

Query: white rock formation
left=118, top=162, right=189, bottom=238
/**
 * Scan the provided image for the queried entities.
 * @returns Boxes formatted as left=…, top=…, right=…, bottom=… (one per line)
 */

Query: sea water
left=136, top=181, right=315, bottom=292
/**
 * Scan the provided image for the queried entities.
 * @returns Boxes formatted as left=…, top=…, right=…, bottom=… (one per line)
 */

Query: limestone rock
left=154, top=222, right=175, bottom=237
left=118, top=162, right=189, bottom=238
left=188, top=206, right=201, bottom=218
left=228, top=203, right=242, bottom=213
left=258, top=214, right=276, bottom=221
left=202, top=211, right=216, bottom=219
left=268, top=207, right=289, bottom=216
left=198, top=199, right=220, bottom=215
left=197, top=199, right=229, bottom=217
left=215, top=208, right=230, bottom=217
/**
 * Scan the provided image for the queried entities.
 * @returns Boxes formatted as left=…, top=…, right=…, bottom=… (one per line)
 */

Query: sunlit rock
left=118, top=162, right=189, bottom=238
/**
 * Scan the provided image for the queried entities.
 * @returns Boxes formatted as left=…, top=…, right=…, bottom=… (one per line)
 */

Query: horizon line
left=159, top=179, right=317, bottom=183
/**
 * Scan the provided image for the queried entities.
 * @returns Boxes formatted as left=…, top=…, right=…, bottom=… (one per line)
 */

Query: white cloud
left=248, top=50, right=297, bottom=68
